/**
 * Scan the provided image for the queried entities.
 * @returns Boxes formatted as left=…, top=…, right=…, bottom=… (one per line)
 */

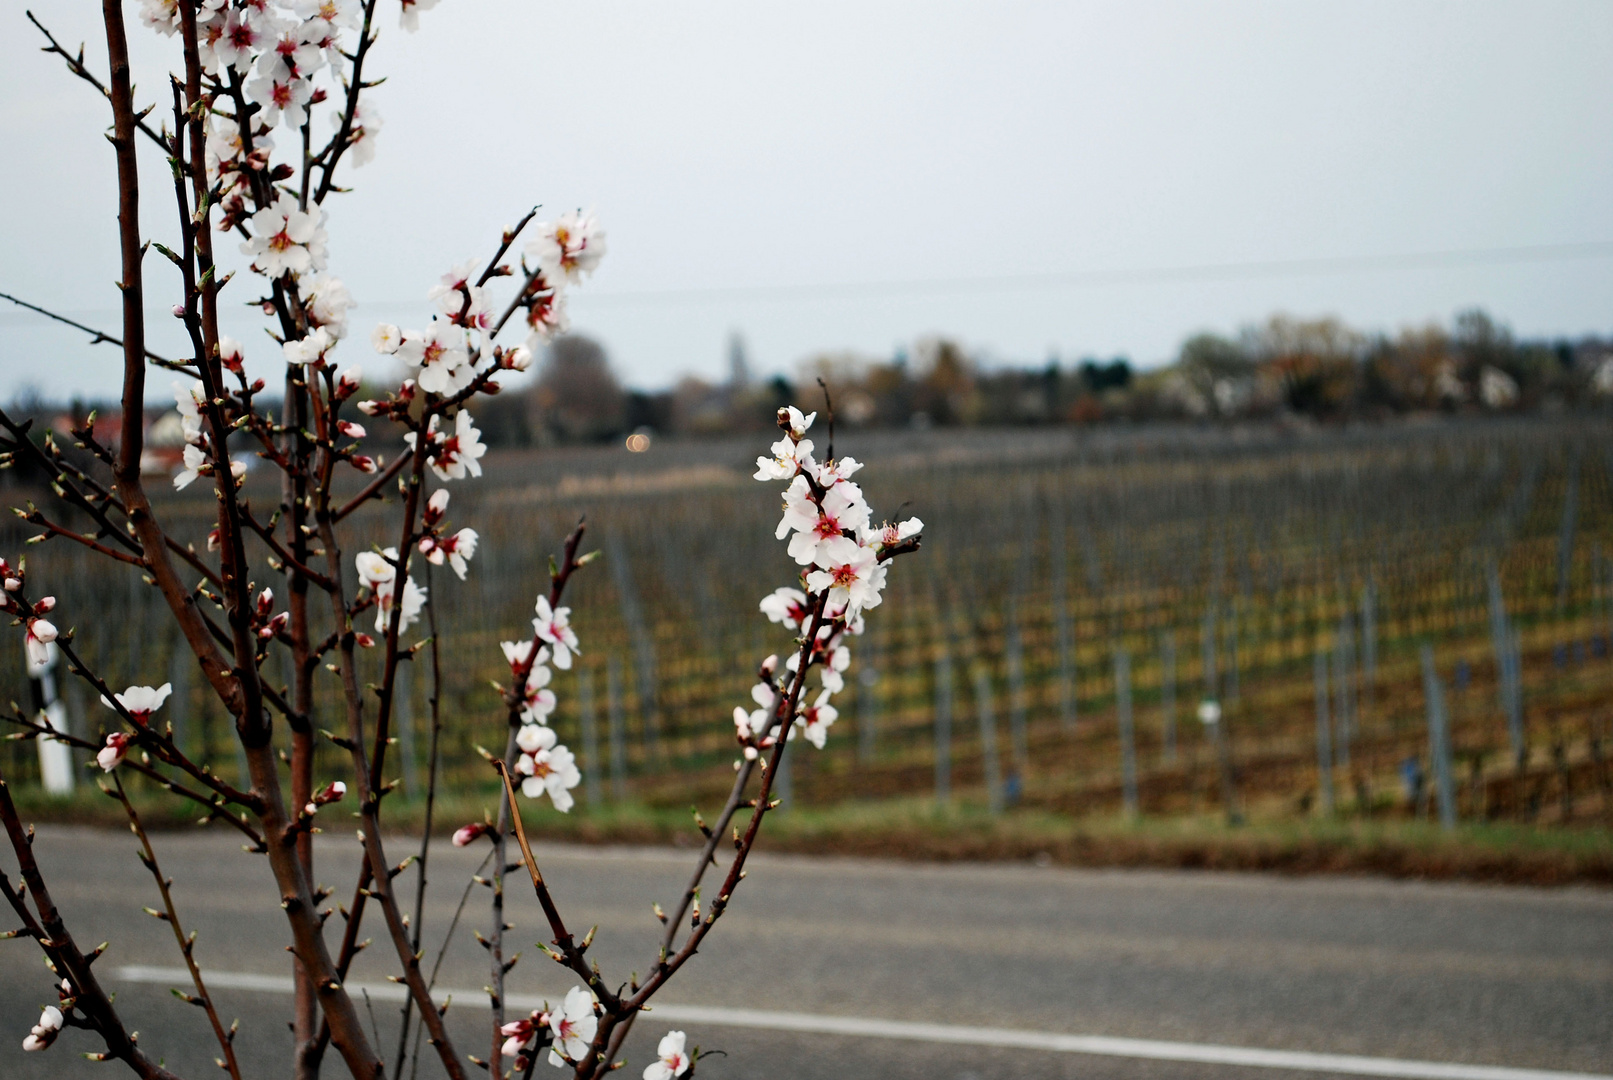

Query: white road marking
left=116, top=965, right=1608, bottom=1080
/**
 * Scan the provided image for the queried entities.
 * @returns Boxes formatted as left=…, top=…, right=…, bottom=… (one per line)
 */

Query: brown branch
left=109, top=774, right=244, bottom=1080
left=0, top=290, right=188, bottom=371
left=333, top=450, right=410, bottom=522
left=24, top=12, right=168, bottom=151
left=310, top=0, right=381, bottom=204
left=0, top=768, right=189, bottom=1080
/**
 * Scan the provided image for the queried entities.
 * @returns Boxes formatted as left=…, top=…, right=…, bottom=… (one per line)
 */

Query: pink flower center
left=830, top=563, right=859, bottom=587
left=811, top=514, right=842, bottom=541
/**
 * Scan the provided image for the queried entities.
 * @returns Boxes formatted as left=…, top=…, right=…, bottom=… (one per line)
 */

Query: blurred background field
left=4, top=416, right=1612, bottom=879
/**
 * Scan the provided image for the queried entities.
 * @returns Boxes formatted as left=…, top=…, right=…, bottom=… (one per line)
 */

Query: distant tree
left=534, top=334, right=628, bottom=442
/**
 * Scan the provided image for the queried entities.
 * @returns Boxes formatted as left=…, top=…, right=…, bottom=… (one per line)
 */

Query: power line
left=6, top=241, right=1611, bottom=325
left=565, top=240, right=1613, bottom=308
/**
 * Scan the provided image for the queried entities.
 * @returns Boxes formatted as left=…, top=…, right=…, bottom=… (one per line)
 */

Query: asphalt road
left=0, top=825, right=1608, bottom=1080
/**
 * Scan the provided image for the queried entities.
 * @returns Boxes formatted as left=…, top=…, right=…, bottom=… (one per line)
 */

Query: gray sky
left=2, top=0, right=1610, bottom=401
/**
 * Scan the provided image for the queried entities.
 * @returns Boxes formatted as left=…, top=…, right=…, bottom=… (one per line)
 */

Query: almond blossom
left=355, top=549, right=397, bottom=589
left=515, top=724, right=581, bottom=811
left=523, top=285, right=569, bottom=346
left=371, top=323, right=402, bottom=354
left=396, top=322, right=471, bottom=395
left=501, top=638, right=545, bottom=675
left=246, top=63, right=314, bottom=131
left=97, top=732, right=132, bottom=772
left=759, top=586, right=810, bottom=629
left=532, top=595, right=578, bottom=669
left=336, top=99, right=383, bottom=166
left=499, top=1007, right=549, bottom=1068
left=374, top=574, right=427, bottom=634
left=643, top=1031, right=692, bottom=1080
left=399, top=0, right=441, bottom=33
left=102, top=682, right=173, bottom=724
left=419, top=527, right=478, bottom=580
left=795, top=689, right=839, bottom=748
left=779, top=477, right=871, bottom=567
left=405, top=411, right=487, bottom=481
left=24, top=617, right=57, bottom=669
left=527, top=210, right=607, bottom=285
left=305, top=273, right=354, bottom=338
left=283, top=327, right=334, bottom=365
left=779, top=406, right=816, bottom=439
left=546, top=986, right=598, bottom=1065
left=241, top=192, right=327, bottom=278
left=174, top=443, right=208, bottom=490
left=866, top=517, right=924, bottom=549
left=753, top=435, right=814, bottom=481
left=804, top=537, right=882, bottom=613
left=517, top=661, right=557, bottom=724
left=173, top=380, right=206, bottom=443
left=21, top=1005, right=63, bottom=1052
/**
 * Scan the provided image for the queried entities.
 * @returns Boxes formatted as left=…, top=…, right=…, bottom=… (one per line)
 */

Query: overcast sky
left=1, top=0, right=1610, bottom=401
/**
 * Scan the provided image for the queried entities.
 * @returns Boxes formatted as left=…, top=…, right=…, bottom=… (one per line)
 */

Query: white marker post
left=26, top=640, right=75, bottom=795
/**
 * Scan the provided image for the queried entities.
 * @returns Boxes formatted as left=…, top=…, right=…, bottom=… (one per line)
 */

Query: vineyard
left=5, top=416, right=1613, bottom=832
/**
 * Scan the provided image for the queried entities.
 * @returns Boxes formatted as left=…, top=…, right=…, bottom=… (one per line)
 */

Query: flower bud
left=760, top=654, right=779, bottom=677
left=256, top=588, right=274, bottom=617
left=356, top=400, right=382, bottom=416
left=502, top=345, right=533, bottom=371
left=97, top=732, right=131, bottom=772
left=338, top=420, right=366, bottom=439
left=336, top=366, right=362, bottom=399
left=452, top=822, right=491, bottom=847
left=308, top=781, right=346, bottom=812
left=351, top=455, right=378, bottom=474
left=34, top=596, right=55, bottom=614
left=355, top=633, right=376, bottom=648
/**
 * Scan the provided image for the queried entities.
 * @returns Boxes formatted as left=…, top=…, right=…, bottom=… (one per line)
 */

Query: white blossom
left=420, top=527, right=478, bottom=580
left=371, top=323, right=402, bottom=354
left=24, top=618, right=57, bottom=669
left=759, top=587, right=811, bottom=630
left=241, top=192, right=327, bottom=278
left=546, top=986, right=597, bottom=1064
left=527, top=210, right=606, bottom=285
left=375, top=574, right=427, bottom=634
left=805, top=538, right=882, bottom=613
left=174, top=443, right=208, bottom=490
left=642, top=1031, right=691, bottom=1080
left=246, top=62, right=314, bottom=130
left=404, top=411, right=487, bottom=481
left=866, top=517, right=924, bottom=549
left=516, top=727, right=581, bottom=811
left=355, top=549, right=396, bottom=589
left=795, top=688, right=839, bottom=748
left=532, top=595, right=579, bottom=669
left=97, top=732, right=132, bottom=772
left=818, top=643, right=852, bottom=694
left=399, top=0, right=440, bottom=32
left=778, top=477, right=871, bottom=567
left=102, top=683, right=173, bottom=724
left=22, top=1005, right=63, bottom=1052
left=173, top=380, right=206, bottom=443
left=283, top=327, right=335, bottom=365
left=517, top=661, right=556, bottom=724
left=778, top=406, right=816, bottom=439
left=396, top=322, right=472, bottom=396
left=753, top=436, right=814, bottom=481
left=306, top=274, right=355, bottom=338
